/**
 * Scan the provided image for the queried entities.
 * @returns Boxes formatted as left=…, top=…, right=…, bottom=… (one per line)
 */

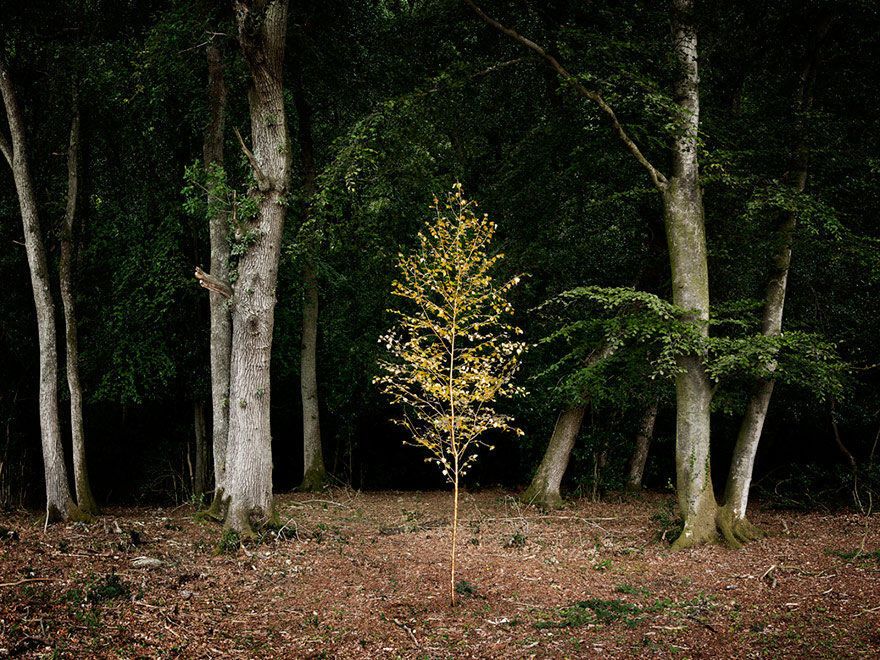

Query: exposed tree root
left=717, top=506, right=765, bottom=548
left=520, top=483, right=563, bottom=510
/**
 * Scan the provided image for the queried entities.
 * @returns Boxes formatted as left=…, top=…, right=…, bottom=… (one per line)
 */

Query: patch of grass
left=826, top=548, right=880, bottom=562
left=536, top=598, right=643, bottom=629
left=536, top=594, right=713, bottom=630
left=455, top=580, right=477, bottom=597
left=615, top=583, right=651, bottom=597
left=592, top=558, right=612, bottom=571
left=506, top=531, right=527, bottom=548
left=216, top=529, right=241, bottom=554
left=86, top=571, right=130, bottom=604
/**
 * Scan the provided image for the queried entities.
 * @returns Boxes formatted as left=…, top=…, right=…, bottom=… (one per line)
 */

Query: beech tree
left=0, top=61, right=79, bottom=521
left=59, top=98, right=97, bottom=515
left=717, top=14, right=833, bottom=545
left=467, top=0, right=718, bottom=547
left=193, top=0, right=292, bottom=534
left=377, top=185, right=525, bottom=604
left=203, top=41, right=232, bottom=515
left=292, top=55, right=326, bottom=491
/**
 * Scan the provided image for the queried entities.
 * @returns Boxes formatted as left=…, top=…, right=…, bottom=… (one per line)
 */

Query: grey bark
left=59, top=102, right=97, bottom=516
left=626, top=402, right=659, bottom=491
left=204, top=43, right=232, bottom=512
left=223, top=0, right=291, bottom=533
left=0, top=62, right=78, bottom=522
left=665, top=0, right=717, bottom=549
left=719, top=16, right=831, bottom=545
left=521, top=344, right=614, bottom=508
left=522, top=407, right=585, bottom=509
left=292, top=65, right=325, bottom=491
left=193, top=400, right=209, bottom=500
left=468, top=0, right=715, bottom=545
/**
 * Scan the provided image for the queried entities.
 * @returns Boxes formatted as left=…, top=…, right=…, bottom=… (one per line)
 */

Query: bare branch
left=195, top=266, right=233, bottom=298
left=0, top=131, right=10, bottom=168
left=233, top=126, right=269, bottom=191
left=463, top=0, right=668, bottom=191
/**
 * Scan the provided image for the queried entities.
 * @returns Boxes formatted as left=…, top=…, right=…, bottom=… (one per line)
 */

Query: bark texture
left=0, top=62, right=78, bottom=522
left=292, top=65, right=325, bottom=491
left=193, top=400, right=209, bottom=500
left=665, top=0, right=717, bottom=549
left=204, top=43, right=232, bottom=514
left=59, top=104, right=97, bottom=516
left=521, top=407, right=586, bottom=509
left=521, top=344, right=614, bottom=508
left=223, top=0, right=291, bottom=533
left=719, top=16, right=831, bottom=547
left=468, top=0, right=716, bottom=546
left=626, top=402, right=659, bottom=491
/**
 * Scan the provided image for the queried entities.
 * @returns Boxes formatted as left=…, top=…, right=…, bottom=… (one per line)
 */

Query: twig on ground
left=0, top=577, right=56, bottom=588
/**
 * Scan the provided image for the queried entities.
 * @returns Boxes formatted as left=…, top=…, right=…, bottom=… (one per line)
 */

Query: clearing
left=1, top=490, right=878, bottom=657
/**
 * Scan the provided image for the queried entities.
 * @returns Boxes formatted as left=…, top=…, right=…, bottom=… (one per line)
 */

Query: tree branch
left=233, top=126, right=269, bottom=191
left=0, top=131, right=11, bottom=168
left=463, top=0, right=667, bottom=191
left=194, top=266, right=233, bottom=298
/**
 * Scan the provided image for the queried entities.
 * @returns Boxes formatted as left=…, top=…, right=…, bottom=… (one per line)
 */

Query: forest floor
left=1, top=489, right=879, bottom=658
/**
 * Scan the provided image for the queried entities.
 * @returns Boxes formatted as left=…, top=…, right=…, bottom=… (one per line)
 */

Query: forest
left=1, top=0, right=879, bottom=656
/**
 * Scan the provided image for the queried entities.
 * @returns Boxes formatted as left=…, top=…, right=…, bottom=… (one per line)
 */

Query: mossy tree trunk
left=718, top=15, right=831, bottom=547
left=203, top=43, right=232, bottom=519
left=665, top=0, right=718, bottom=549
left=522, top=344, right=614, bottom=508
left=626, top=402, right=658, bottom=491
left=292, top=62, right=326, bottom=492
left=521, top=406, right=585, bottom=509
left=59, top=101, right=98, bottom=516
left=223, top=0, right=291, bottom=534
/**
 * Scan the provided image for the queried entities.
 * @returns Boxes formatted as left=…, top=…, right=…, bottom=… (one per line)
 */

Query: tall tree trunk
left=193, top=400, right=209, bottom=500
left=521, top=344, right=614, bottom=508
left=59, top=100, right=97, bottom=516
left=0, top=62, right=78, bottom=522
left=665, top=0, right=717, bottom=549
left=292, top=65, right=325, bottom=491
left=626, top=402, right=659, bottom=491
left=203, top=43, right=232, bottom=518
left=718, top=15, right=832, bottom=547
left=223, top=0, right=291, bottom=534
left=466, top=0, right=716, bottom=546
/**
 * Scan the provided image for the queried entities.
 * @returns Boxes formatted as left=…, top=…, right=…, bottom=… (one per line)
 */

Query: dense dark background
left=1, top=0, right=877, bottom=510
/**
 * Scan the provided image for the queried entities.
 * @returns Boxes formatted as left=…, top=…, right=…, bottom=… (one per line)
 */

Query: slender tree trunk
left=203, top=43, right=232, bottom=519
left=292, top=66, right=325, bottom=491
left=522, top=407, right=585, bottom=509
left=626, top=402, right=659, bottom=491
left=299, top=262, right=324, bottom=489
left=223, top=0, right=291, bottom=534
left=0, top=62, right=78, bottom=522
left=193, top=400, right=209, bottom=500
left=665, top=0, right=717, bottom=549
left=718, top=15, right=832, bottom=546
left=521, top=344, right=614, bottom=508
left=59, top=101, right=97, bottom=516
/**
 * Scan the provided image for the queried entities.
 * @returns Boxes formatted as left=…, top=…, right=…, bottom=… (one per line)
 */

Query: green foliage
left=216, top=529, right=241, bottom=555
left=534, top=286, right=845, bottom=413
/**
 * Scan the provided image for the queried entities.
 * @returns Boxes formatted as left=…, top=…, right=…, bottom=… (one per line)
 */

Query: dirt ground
left=1, top=489, right=878, bottom=658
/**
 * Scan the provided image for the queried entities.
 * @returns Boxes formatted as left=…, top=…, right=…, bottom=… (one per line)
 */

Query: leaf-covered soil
left=1, top=490, right=878, bottom=658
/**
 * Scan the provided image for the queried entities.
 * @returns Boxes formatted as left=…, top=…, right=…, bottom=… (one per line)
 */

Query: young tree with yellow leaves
left=376, top=184, right=526, bottom=605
